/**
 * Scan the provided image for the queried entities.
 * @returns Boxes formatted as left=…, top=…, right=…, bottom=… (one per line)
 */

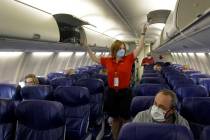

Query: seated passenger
left=133, top=89, right=190, bottom=129
left=153, top=63, right=162, bottom=72
left=64, top=68, right=75, bottom=75
left=99, top=68, right=107, bottom=75
left=141, top=53, right=155, bottom=66
left=24, top=74, right=39, bottom=86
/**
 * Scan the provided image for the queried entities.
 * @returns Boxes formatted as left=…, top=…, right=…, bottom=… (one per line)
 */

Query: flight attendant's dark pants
left=104, top=88, right=132, bottom=140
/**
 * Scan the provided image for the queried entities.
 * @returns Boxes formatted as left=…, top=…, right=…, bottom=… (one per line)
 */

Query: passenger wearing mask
left=141, top=53, right=155, bottom=66
left=86, top=25, right=147, bottom=140
left=133, top=89, right=190, bottom=130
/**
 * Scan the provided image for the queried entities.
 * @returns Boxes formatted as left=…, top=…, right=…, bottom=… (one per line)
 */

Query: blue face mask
left=116, top=49, right=125, bottom=58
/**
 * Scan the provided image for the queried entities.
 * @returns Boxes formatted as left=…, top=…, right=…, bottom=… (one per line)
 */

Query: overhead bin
left=0, top=0, right=60, bottom=42
left=161, top=0, right=210, bottom=43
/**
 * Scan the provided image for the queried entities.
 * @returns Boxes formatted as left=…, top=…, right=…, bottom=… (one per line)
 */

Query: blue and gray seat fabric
left=1, top=64, right=210, bottom=139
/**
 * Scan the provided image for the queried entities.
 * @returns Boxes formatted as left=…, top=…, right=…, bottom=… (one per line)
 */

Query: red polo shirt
left=100, top=53, right=135, bottom=89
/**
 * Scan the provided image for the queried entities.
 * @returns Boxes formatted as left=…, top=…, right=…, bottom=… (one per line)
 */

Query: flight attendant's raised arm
left=85, top=45, right=100, bottom=64
left=133, top=24, right=147, bottom=58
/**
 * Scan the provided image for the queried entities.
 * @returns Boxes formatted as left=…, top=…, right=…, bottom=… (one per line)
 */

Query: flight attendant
left=86, top=25, right=147, bottom=140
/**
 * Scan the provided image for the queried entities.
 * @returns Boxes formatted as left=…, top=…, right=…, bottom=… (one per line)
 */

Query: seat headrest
left=0, top=99, right=16, bottom=123
left=130, top=96, right=154, bottom=117
left=75, top=78, right=104, bottom=94
left=50, top=77, right=73, bottom=88
left=21, top=85, right=53, bottom=100
left=47, top=72, right=65, bottom=81
left=140, top=77, right=165, bottom=84
left=54, top=86, right=90, bottom=106
left=0, top=84, right=17, bottom=99
left=16, top=100, right=65, bottom=130
left=176, top=86, right=208, bottom=101
left=200, top=126, right=210, bottom=140
left=180, top=97, right=210, bottom=125
left=118, top=123, right=193, bottom=140
left=37, top=76, right=49, bottom=85
left=133, top=84, right=169, bottom=96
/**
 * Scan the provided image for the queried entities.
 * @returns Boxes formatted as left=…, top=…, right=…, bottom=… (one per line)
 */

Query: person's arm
left=133, top=24, right=147, bottom=58
left=86, top=45, right=100, bottom=64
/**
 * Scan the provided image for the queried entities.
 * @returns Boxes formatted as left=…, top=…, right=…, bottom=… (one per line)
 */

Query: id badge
left=114, top=77, right=119, bottom=87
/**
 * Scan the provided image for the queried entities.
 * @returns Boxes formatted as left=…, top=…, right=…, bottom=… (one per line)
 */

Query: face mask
left=116, top=49, right=125, bottom=58
left=150, top=105, right=166, bottom=122
left=147, top=56, right=152, bottom=59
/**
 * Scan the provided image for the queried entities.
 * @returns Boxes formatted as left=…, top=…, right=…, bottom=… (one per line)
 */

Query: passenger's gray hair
left=157, top=89, right=178, bottom=108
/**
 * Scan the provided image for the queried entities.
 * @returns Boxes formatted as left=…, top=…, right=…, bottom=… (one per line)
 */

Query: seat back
left=118, top=123, right=193, bottom=140
left=50, top=77, right=73, bottom=89
left=47, top=72, right=65, bottom=81
left=130, top=96, right=154, bottom=117
left=140, top=77, right=165, bottom=84
left=199, top=78, right=210, bottom=94
left=36, top=76, right=49, bottom=85
left=200, top=126, right=210, bottom=140
left=15, top=100, right=65, bottom=140
left=75, top=78, right=104, bottom=125
left=0, top=99, right=16, bottom=140
left=133, top=84, right=169, bottom=96
left=21, top=85, right=53, bottom=100
left=180, top=97, right=210, bottom=140
left=54, top=86, right=90, bottom=140
left=0, top=84, right=17, bottom=99
left=176, top=86, right=208, bottom=101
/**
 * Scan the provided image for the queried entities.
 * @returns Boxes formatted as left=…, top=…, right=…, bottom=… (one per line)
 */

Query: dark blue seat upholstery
left=50, top=77, right=73, bottom=89
left=0, top=84, right=19, bottom=100
left=21, top=85, right=53, bottom=100
left=170, top=79, right=194, bottom=87
left=176, top=86, right=208, bottom=102
left=199, top=78, right=210, bottom=94
left=47, top=72, right=65, bottom=81
left=140, top=77, right=165, bottom=84
left=142, top=73, right=160, bottom=78
left=180, top=97, right=210, bottom=140
left=200, top=126, right=210, bottom=140
left=15, top=100, right=65, bottom=140
left=92, top=74, right=107, bottom=86
left=0, top=99, right=16, bottom=140
left=133, top=84, right=169, bottom=96
left=54, top=86, right=90, bottom=140
left=130, top=96, right=154, bottom=117
left=75, top=78, right=104, bottom=138
left=37, top=76, right=49, bottom=85
left=118, top=123, right=193, bottom=140
left=190, top=74, right=210, bottom=84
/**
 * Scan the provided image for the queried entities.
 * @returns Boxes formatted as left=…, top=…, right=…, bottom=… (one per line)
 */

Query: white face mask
left=150, top=105, right=166, bottom=122
left=116, top=49, right=125, bottom=58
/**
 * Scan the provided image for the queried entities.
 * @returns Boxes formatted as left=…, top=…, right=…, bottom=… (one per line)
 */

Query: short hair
left=111, top=40, right=126, bottom=58
left=157, top=89, right=177, bottom=108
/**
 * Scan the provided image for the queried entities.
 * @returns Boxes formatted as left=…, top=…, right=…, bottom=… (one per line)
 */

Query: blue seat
left=54, top=86, right=90, bottom=140
left=140, top=77, right=165, bottom=84
left=170, top=79, right=194, bottom=86
left=15, top=100, right=65, bottom=140
left=199, top=78, right=210, bottom=94
left=200, top=126, right=210, bottom=140
left=36, top=76, right=49, bottom=85
left=47, top=72, right=65, bottom=81
left=0, top=99, right=16, bottom=140
left=190, top=74, right=210, bottom=84
left=176, top=86, right=208, bottom=102
left=75, top=78, right=104, bottom=139
left=130, top=96, right=154, bottom=117
left=133, top=84, right=169, bottom=96
left=92, top=74, right=107, bottom=86
left=0, top=84, right=20, bottom=100
left=118, top=123, right=193, bottom=140
left=21, top=85, right=53, bottom=100
left=180, top=97, right=210, bottom=140
left=142, top=73, right=161, bottom=78
left=50, top=77, right=73, bottom=89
